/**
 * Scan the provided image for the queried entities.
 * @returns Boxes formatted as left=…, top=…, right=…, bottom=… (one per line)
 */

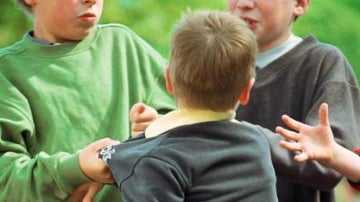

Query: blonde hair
left=12, top=0, right=33, bottom=15
left=169, top=10, right=257, bottom=111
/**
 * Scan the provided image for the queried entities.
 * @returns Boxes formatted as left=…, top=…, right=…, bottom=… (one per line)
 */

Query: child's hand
left=275, top=103, right=336, bottom=164
left=79, top=138, right=120, bottom=183
left=130, top=103, right=158, bottom=137
left=71, top=182, right=104, bottom=202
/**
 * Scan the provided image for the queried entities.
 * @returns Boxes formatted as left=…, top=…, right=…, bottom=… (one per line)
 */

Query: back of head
left=169, top=10, right=257, bottom=111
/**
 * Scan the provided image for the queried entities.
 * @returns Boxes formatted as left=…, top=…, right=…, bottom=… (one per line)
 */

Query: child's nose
left=235, top=0, right=255, bottom=10
left=83, top=0, right=97, bottom=5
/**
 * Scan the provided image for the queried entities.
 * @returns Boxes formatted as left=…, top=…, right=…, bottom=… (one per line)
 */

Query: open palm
left=276, top=103, right=336, bottom=163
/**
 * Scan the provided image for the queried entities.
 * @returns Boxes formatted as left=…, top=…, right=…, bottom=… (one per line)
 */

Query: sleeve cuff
left=57, top=152, right=92, bottom=193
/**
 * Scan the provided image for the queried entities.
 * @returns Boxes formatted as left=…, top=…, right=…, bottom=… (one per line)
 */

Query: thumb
left=318, top=103, right=329, bottom=127
left=90, top=138, right=120, bottom=151
left=130, top=103, right=146, bottom=120
left=136, top=103, right=146, bottom=113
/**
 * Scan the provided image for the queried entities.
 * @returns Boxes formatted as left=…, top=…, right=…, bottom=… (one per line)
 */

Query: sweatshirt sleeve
left=308, top=46, right=360, bottom=151
left=264, top=45, right=360, bottom=190
left=261, top=127, right=342, bottom=190
left=113, top=157, right=186, bottom=202
left=0, top=77, right=91, bottom=201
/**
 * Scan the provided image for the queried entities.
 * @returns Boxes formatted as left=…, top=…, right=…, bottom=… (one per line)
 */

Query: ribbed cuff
left=57, top=152, right=92, bottom=193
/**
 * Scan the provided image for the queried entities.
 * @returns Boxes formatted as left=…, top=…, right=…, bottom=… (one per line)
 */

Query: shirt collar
left=256, top=33, right=303, bottom=68
left=26, top=31, right=58, bottom=45
left=145, top=108, right=236, bottom=138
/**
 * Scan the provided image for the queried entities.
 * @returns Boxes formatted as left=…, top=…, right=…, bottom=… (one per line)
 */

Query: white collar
left=145, top=108, right=236, bottom=138
left=256, top=34, right=303, bottom=68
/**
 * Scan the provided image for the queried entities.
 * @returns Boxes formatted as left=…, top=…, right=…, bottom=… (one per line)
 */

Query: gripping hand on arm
left=71, top=138, right=120, bottom=202
left=78, top=138, right=120, bottom=183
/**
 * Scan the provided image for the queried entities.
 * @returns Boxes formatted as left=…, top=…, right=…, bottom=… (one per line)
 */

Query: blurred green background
left=0, top=1, right=359, bottom=201
left=1, top=0, right=359, bottom=81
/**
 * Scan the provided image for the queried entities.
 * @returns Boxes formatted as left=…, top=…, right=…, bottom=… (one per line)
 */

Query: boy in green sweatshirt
left=0, top=0, right=174, bottom=201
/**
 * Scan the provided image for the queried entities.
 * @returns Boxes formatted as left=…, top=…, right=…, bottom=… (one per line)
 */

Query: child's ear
left=24, top=0, right=36, bottom=6
left=239, top=78, right=255, bottom=106
left=165, top=67, right=174, bottom=94
left=293, top=0, right=311, bottom=17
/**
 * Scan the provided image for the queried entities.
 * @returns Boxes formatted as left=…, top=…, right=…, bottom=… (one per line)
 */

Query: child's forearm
left=327, top=144, right=360, bottom=183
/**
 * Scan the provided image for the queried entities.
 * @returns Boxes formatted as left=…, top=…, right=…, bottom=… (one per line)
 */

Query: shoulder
left=0, top=39, right=26, bottom=61
left=107, top=136, right=189, bottom=187
left=95, top=23, right=143, bottom=41
left=298, top=35, right=347, bottom=61
left=97, top=23, right=133, bottom=34
left=234, top=121, right=272, bottom=146
left=94, top=23, right=160, bottom=54
left=286, top=35, right=353, bottom=77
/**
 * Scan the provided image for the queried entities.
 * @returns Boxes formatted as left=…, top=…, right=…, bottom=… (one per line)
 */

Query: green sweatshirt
left=0, top=24, right=175, bottom=201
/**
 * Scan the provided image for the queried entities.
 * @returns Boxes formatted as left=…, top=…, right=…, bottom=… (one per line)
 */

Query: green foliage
left=0, top=1, right=32, bottom=47
left=0, top=1, right=359, bottom=201
left=0, top=0, right=359, bottom=80
left=293, top=0, right=360, bottom=79
left=101, top=0, right=226, bottom=57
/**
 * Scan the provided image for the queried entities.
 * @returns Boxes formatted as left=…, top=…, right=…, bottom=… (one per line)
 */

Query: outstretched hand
left=275, top=103, right=336, bottom=164
left=130, top=103, right=158, bottom=137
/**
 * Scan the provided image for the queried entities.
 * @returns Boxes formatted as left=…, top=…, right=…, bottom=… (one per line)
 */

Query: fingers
left=294, top=152, right=309, bottom=163
left=130, top=103, right=158, bottom=122
left=318, top=103, right=329, bottom=127
left=94, top=166, right=115, bottom=184
left=71, top=182, right=104, bottom=202
left=279, top=140, right=309, bottom=163
left=130, top=103, right=146, bottom=121
left=71, top=184, right=87, bottom=202
left=131, top=121, right=153, bottom=136
left=90, top=138, right=120, bottom=150
left=280, top=114, right=302, bottom=132
left=279, top=140, right=302, bottom=151
left=79, top=138, right=119, bottom=183
left=130, top=103, right=159, bottom=136
left=275, top=126, right=300, bottom=142
left=82, top=183, right=104, bottom=202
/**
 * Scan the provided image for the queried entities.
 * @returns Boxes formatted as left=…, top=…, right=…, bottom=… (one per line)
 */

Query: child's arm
left=78, top=138, right=120, bottom=183
left=130, top=103, right=159, bottom=137
left=275, top=103, right=360, bottom=183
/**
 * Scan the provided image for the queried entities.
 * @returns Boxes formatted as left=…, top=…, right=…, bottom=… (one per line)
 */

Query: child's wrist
left=324, top=142, right=343, bottom=166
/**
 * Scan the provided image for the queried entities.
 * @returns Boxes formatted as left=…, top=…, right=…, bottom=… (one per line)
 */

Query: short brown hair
left=169, top=10, right=257, bottom=111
